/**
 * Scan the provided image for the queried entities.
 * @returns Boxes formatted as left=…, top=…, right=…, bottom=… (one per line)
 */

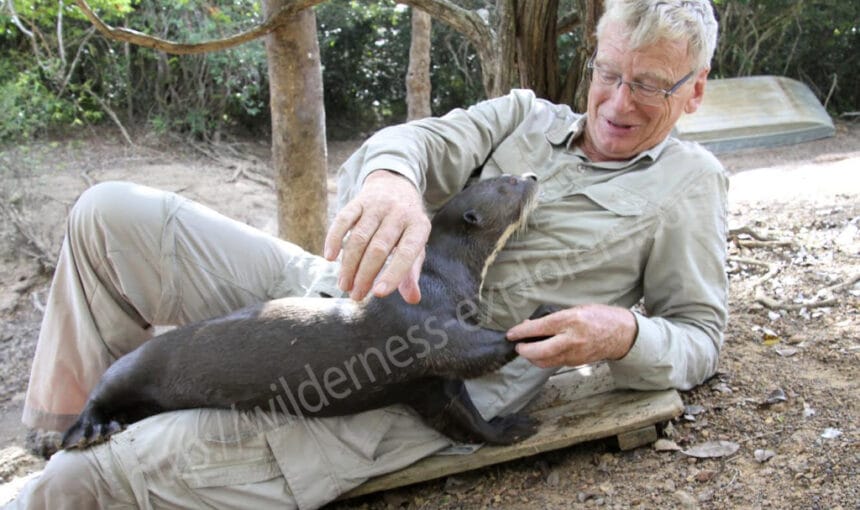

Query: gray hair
left=596, top=0, right=719, bottom=70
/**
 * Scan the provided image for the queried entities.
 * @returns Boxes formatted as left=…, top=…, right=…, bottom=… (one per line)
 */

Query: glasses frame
left=586, top=54, right=694, bottom=105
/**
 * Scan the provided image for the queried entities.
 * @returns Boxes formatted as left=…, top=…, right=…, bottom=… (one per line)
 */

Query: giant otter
left=62, top=174, right=550, bottom=449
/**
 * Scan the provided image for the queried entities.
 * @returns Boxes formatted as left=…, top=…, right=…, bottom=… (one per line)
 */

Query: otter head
left=428, top=174, right=539, bottom=282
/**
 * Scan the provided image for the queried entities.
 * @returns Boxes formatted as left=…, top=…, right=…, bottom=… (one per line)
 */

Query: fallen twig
left=228, top=166, right=276, bottom=190
left=728, top=226, right=796, bottom=249
left=0, top=201, right=56, bottom=274
left=728, top=256, right=779, bottom=287
left=728, top=226, right=774, bottom=242
left=754, top=291, right=837, bottom=311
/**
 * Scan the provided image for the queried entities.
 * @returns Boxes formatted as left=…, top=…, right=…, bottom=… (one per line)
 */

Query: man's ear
left=684, top=67, right=710, bottom=114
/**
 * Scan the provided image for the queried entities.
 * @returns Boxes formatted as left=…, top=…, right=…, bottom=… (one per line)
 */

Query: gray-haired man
left=10, top=1, right=726, bottom=508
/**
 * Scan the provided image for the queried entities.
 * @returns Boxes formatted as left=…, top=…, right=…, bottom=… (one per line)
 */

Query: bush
left=0, top=66, right=76, bottom=142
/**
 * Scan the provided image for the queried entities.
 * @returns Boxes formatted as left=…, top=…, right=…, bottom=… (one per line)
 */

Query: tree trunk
left=516, top=0, right=560, bottom=100
left=263, top=1, right=327, bottom=254
left=397, top=0, right=599, bottom=107
left=407, top=8, right=433, bottom=120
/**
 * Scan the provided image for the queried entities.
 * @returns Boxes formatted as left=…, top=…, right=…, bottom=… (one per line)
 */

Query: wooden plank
left=341, top=388, right=683, bottom=499
left=616, top=425, right=659, bottom=451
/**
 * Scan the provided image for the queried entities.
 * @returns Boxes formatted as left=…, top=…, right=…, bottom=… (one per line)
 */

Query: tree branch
left=74, top=0, right=326, bottom=55
left=557, top=11, right=581, bottom=34
left=396, top=0, right=493, bottom=50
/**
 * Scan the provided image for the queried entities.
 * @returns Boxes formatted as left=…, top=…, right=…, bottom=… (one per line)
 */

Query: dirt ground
left=0, top=121, right=858, bottom=509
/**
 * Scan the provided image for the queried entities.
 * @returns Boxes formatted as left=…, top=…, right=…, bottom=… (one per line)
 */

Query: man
left=8, top=0, right=725, bottom=508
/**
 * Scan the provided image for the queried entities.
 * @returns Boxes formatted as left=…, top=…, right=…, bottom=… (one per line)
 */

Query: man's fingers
left=349, top=216, right=410, bottom=300
left=372, top=222, right=429, bottom=298
left=515, top=335, right=567, bottom=363
left=391, top=248, right=425, bottom=304
left=506, top=314, right=557, bottom=341
left=337, top=213, right=385, bottom=293
left=324, top=203, right=362, bottom=261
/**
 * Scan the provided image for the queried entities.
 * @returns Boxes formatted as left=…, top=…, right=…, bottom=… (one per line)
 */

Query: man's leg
left=10, top=407, right=449, bottom=509
left=23, top=181, right=338, bottom=432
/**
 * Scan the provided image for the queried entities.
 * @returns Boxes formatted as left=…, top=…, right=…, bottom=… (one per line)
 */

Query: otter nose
left=522, top=172, right=538, bottom=181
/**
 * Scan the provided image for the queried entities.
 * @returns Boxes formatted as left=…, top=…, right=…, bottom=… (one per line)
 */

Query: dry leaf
left=653, top=439, right=682, bottom=452
left=775, top=347, right=798, bottom=357
left=761, top=388, right=788, bottom=406
left=821, top=428, right=842, bottom=439
left=682, top=440, right=740, bottom=459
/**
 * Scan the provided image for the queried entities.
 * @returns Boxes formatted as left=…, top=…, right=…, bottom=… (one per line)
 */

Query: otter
left=62, top=175, right=551, bottom=450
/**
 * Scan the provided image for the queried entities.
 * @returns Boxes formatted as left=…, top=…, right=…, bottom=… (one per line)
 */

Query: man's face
left=582, top=20, right=709, bottom=162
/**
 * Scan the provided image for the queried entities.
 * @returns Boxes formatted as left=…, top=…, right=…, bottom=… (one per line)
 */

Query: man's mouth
left=607, top=118, right=634, bottom=130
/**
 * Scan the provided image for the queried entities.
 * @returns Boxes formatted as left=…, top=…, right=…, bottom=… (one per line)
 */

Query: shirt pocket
left=481, top=181, right=648, bottom=315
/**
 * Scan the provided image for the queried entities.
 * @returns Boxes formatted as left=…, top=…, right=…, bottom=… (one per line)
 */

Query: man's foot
left=24, top=428, right=61, bottom=460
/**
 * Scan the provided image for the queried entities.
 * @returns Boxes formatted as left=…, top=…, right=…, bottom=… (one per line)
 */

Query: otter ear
left=463, top=209, right=483, bottom=227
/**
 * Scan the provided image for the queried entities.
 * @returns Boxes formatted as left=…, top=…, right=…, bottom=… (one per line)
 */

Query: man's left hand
left=506, top=304, right=638, bottom=368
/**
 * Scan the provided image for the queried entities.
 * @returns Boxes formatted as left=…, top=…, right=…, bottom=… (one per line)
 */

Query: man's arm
left=326, top=89, right=542, bottom=302
left=610, top=167, right=729, bottom=390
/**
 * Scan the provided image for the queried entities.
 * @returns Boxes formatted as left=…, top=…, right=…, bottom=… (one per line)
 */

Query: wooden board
left=674, top=75, right=834, bottom=153
left=341, top=367, right=683, bottom=499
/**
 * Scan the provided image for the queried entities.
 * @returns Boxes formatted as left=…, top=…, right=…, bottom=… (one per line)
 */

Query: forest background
left=2, top=0, right=857, bottom=145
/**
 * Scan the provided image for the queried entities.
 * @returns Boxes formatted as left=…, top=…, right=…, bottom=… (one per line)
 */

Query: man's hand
left=324, top=170, right=430, bottom=304
left=506, top=304, right=638, bottom=368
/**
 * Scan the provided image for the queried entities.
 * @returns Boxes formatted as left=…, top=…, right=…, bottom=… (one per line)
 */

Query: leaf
left=760, top=388, right=787, bottom=407
left=681, top=440, right=740, bottom=459
left=653, top=439, right=682, bottom=452
left=821, top=428, right=842, bottom=439
left=684, top=404, right=706, bottom=416
left=775, top=347, right=798, bottom=357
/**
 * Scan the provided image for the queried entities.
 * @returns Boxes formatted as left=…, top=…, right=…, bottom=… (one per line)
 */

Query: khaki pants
left=11, top=182, right=450, bottom=509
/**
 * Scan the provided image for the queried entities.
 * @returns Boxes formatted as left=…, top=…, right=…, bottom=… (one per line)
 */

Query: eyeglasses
left=586, top=56, right=694, bottom=106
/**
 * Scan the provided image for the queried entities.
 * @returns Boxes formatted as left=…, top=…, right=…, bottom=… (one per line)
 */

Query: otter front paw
left=485, top=413, right=539, bottom=445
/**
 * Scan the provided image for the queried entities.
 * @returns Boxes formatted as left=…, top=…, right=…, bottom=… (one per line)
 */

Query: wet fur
left=63, top=176, right=548, bottom=449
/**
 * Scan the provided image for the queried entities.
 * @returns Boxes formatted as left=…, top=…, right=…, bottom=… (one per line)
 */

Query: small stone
left=674, top=490, right=698, bottom=509
left=754, top=449, right=776, bottom=463
left=695, top=470, right=717, bottom=482
left=698, top=489, right=715, bottom=503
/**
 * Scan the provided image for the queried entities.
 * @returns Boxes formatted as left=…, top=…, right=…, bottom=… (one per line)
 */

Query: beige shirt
left=337, top=88, right=728, bottom=418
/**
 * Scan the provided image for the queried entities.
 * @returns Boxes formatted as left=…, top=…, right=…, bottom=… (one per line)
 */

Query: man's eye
left=633, top=83, right=661, bottom=95
left=597, top=70, right=619, bottom=84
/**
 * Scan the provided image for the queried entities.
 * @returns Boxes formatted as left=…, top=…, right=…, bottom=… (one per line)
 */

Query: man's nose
left=607, top=81, right=637, bottom=111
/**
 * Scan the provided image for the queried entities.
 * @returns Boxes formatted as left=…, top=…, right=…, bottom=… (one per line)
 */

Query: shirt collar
left=545, top=114, right=671, bottom=168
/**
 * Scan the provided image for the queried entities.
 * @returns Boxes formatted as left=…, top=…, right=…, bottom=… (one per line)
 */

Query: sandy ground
left=0, top=122, right=858, bottom=508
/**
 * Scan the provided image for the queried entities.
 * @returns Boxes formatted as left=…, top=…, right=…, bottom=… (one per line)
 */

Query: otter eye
left=463, top=209, right=483, bottom=226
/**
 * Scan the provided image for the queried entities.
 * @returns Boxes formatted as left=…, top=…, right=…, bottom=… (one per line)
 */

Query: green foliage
left=0, top=63, right=76, bottom=141
left=1, top=0, right=857, bottom=145
left=317, top=0, right=411, bottom=137
left=317, top=0, right=484, bottom=138
left=712, top=0, right=860, bottom=114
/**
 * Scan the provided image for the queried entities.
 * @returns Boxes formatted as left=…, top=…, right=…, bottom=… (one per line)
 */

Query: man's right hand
left=324, top=170, right=430, bottom=304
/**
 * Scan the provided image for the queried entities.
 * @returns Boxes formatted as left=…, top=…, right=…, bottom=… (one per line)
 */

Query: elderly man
left=10, top=0, right=725, bottom=508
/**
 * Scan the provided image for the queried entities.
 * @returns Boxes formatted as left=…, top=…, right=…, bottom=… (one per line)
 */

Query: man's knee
left=11, top=450, right=113, bottom=509
left=69, top=181, right=142, bottom=235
